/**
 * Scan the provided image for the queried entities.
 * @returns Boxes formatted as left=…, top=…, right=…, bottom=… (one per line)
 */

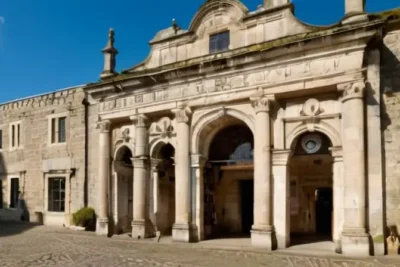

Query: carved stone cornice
left=98, top=120, right=111, bottom=133
left=130, top=114, right=149, bottom=128
left=172, top=106, right=192, bottom=123
left=250, top=95, right=272, bottom=114
left=337, top=81, right=365, bottom=102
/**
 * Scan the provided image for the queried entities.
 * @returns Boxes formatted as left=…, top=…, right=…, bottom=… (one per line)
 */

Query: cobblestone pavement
left=0, top=223, right=400, bottom=267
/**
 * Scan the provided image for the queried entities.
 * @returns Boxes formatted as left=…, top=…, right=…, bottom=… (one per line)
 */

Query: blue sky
left=0, top=0, right=398, bottom=103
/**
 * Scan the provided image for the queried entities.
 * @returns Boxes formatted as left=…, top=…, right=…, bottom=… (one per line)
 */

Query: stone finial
left=100, top=28, right=119, bottom=79
left=342, top=0, right=368, bottom=24
left=264, top=0, right=290, bottom=9
left=172, top=19, right=181, bottom=34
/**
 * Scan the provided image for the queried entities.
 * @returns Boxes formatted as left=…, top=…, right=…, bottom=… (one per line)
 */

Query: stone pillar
left=172, top=106, right=195, bottom=242
left=130, top=114, right=153, bottom=239
left=330, top=147, right=344, bottom=254
left=343, top=0, right=367, bottom=24
left=272, top=150, right=291, bottom=249
left=151, top=159, right=161, bottom=236
left=97, top=120, right=111, bottom=236
left=191, top=154, right=207, bottom=242
left=338, top=81, right=370, bottom=256
left=250, top=96, right=275, bottom=250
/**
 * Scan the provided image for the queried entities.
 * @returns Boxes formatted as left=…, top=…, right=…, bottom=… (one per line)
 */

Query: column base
left=341, top=230, right=370, bottom=256
left=96, top=218, right=109, bottom=236
left=342, top=13, right=368, bottom=24
left=251, top=225, right=276, bottom=250
left=131, top=220, right=155, bottom=239
left=172, top=223, right=197, bottom=243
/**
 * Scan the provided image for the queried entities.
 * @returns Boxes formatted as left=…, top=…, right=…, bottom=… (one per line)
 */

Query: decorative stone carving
left=300, top=98, right=324, bottom=117
left=387, top=230, right=400, bottom=255
left=337, top=81, right=366, bottom=101
left=172, top=106, right=192, bottom=123
left=121, top=128, right=130, bottom=142
left=130, top=114, right=148, bottom=128
left=98, top=120, right=111, bottom=133
left=149, top=117, right=174, bottom=138
left=251, top=96, right=271, bottom=113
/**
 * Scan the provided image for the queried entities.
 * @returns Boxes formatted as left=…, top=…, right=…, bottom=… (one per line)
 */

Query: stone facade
left=1, top=0, right=400, bottom=258
left=0, top=87, right=86, bottom=226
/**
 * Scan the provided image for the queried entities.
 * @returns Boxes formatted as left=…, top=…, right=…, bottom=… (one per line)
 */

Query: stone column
left=191, top=154, right=207, bottom=242
left=151, top=159, right=161, bottom=237
left=97, top=120, right=111, bottom=236
left=130, top=114, right=153, bottom=239
left=338, top=81, right=370, bottom=256
left=172, top=106, right=195, bottom=242
left=343, top=0, right=367, bottom=24
left=272, top=150, right=291, bottom=249
left=330, top=147, right=344, bottom=254
left=250, top=96, right=275, bottom=250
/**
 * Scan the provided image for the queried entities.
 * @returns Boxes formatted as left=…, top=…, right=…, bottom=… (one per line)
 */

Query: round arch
left=286, top=121, right=341, bottom=150
left=149, top=139, right=176, bottom=159
left=191, top=108, right=255, bottom=157
left=114, top=144, right=134, bottom=163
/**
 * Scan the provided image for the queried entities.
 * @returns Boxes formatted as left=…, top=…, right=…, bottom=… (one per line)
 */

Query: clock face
left=301, top=134, right=322, bottom=154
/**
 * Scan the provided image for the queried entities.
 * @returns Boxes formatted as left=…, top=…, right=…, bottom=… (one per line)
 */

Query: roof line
left=0, top=84, right=86, bottom=106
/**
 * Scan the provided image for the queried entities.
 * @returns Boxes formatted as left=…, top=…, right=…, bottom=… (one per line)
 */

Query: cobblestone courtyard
left=0, top=223, right=400, bottom=267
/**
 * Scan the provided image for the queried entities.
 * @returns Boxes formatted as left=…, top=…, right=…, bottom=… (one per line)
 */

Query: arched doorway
left=153, top=143, right=176, bottom=236
left=204, top=123, right=254, bottom=239
left=113, top=145, right=133, bottom=234
left=289, top=132, right=333, bottom=246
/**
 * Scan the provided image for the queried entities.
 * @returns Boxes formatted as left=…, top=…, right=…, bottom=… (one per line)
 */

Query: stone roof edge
left=0, top=84, right=85, bottom=107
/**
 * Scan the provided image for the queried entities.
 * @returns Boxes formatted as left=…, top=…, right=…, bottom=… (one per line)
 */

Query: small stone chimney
left=343, top=0, right=368, bottom=24
left=100, top=28, right=118, bottom=79
left=263, top=0, right=289, bottom=9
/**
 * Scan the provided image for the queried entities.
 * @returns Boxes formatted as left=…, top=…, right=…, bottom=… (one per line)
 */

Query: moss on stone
left=373, top=234, right=385, bottom=243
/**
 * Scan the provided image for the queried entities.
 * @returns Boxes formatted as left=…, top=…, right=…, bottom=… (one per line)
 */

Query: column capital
left=172, top=106, right=192, bottom=123
left=131, top=157, right=149, bottom=168
left=329, top=146, right=343, bottom=162
left=250, top=95, right=273, bottom=114
left=272, top=149, right=291, bottom=166
left=130, top=114, right=148, bottom=128
left=191, top=154, right=208, bottom=168
left=98, top=120, right=111, bottom=133
left=150, top=158, right=162, bottom=170
left=337, top=81, right=365, bottom=102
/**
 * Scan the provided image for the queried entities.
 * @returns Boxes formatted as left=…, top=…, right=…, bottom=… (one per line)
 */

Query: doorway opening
left=154, top=143, right=175, bottom=236
left=204, top=123, right=254, bottom=239
left=113, top=146, right=133, bottom=234
left=289, top=132, right=333, bottom=246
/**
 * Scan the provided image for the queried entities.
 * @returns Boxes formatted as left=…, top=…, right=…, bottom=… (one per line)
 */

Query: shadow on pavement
left=0, top=221, right=41, bottom=238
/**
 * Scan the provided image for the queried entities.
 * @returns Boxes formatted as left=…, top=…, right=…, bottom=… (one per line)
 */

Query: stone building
left=1, top=0, right=400, bottom=257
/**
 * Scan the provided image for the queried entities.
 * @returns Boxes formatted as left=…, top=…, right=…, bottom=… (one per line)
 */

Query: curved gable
left=189, top=0, right=248, bottom=37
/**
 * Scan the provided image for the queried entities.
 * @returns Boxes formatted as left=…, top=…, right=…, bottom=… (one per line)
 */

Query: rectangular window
left=10, top=178, right=19, bottom=208
left=48, top=177, right=65, bottom=212
left=10, top=122, right=22, bottom=149
left=51, top=117, right=67, bottom=144
left=209, top=31, right=230, bottom=54
left=0, top=129, right=2, bottom=150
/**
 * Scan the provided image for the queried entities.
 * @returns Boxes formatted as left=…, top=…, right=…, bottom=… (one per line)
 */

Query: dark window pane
left=0, top=180, right=3, bottom=209
left=48, top=178, right=66, bottom=212
left=17, top=124, right=20, bottom=146
left=11, top=125, right=15, bottom=147
left=209, top=31, right=230, bottom=54
left=58, top=117, right=66, bottom=143
left=51, top=118, right=56, bottom=143
left=0, top=129, right=2, bottom=149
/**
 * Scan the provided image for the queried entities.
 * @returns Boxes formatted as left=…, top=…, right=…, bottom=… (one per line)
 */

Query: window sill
left=48, top=142, right=67, bottom=148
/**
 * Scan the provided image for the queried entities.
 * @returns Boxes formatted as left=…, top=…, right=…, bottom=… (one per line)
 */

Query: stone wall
left=381, top=29, right=400, bottom=236
left=87, top=103, right=100, bottom=211
left=0, top=87, right=86, bottom=225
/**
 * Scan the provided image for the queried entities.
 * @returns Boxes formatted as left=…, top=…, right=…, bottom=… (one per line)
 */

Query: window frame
left=47, top=112, right=68, bottom=146
left=9, top=121, right=23, bottom=151
left=47, top=177, right=66, bottom=212
left=6, top=175, right=20, bottom=209
left=0, top=128, right=3, bottom=151
left=209, top=30, right=230, bottom=54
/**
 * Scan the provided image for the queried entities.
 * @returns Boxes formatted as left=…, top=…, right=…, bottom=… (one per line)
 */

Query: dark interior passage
left=315, top=187, right=333, bottom=236
left=240, top=180, right=254, bottom=235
